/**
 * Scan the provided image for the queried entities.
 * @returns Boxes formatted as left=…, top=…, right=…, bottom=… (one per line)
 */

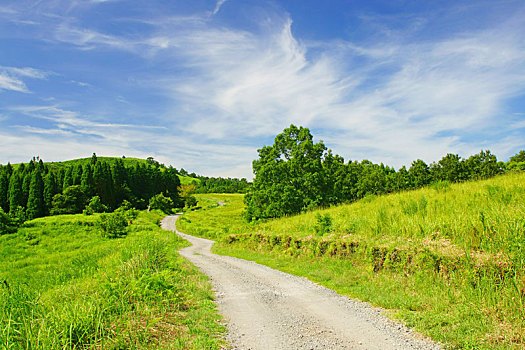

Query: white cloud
left=211, top=0, right=228, bottom=16
left=0, top=66, right=50, bottom=93
left=0, top=73, right=29, bottom=92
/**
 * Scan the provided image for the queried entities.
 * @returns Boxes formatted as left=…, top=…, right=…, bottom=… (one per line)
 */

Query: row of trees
left=0, top=154, right=183, bottom=225
left=244, top=125, right=522, bottom=221
left=193, top=177, right=251, bottom=194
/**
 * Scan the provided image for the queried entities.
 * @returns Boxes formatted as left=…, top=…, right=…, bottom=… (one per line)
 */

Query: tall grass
left=0, top=211, right=225, bottom=349
left=179, top=172, right=525, bottom=349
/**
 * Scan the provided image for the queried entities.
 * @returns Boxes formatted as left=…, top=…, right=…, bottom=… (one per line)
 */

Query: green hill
left=178, top=172, right=525, bottom=349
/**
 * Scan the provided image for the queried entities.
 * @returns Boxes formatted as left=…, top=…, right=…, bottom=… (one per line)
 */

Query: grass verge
left=1, top=210, right=225, bottom=349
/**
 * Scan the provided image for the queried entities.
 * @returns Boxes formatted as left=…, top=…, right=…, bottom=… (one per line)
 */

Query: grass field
left=1, top=211, right=225, bottom=349
left=178, top=172, right=525, bottom=349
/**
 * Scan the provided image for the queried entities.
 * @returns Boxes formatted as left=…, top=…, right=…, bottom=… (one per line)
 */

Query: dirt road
left=161, top=215, right=441, bottom=350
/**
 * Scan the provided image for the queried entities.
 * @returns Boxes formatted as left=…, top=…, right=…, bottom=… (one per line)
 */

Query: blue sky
left=1, top=0, right=524, bottom=178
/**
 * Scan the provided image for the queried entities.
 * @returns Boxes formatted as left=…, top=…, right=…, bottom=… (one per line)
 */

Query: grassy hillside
left=178, top=172, right=525, bottom=349
left=0, top=211, right=225, bottom=349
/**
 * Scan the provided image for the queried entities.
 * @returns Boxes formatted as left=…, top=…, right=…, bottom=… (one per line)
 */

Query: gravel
left=161, top=215, right=443, bottom=350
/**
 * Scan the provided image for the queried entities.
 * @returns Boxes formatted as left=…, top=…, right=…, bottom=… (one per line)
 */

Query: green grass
left=1, top=211, right=225, bottom=349
left=178, top=173, right=525, bottom=349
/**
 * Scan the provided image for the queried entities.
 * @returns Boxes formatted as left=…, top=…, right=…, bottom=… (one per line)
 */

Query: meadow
left=178, top=172, right=525, bottom=349
left=0, top=211, right=225, bottom=349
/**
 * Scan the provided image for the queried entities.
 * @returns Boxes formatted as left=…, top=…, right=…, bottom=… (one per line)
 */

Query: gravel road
left=161, top=215, right=442, bottom=350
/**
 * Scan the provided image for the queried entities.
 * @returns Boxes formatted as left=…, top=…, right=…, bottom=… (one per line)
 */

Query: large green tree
left=244, top=125, right=327, bottom=221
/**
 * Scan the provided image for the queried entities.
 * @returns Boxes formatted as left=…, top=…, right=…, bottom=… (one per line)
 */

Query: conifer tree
left=72, top=165, right=83, bottom=185
left=22, top=171, right=31, bottom=207
left=26, top=159, right=36, bottom=173
left=5, top=163, right=13, bottom=177
left=81, top=164, right=94, bottom=198
left=0, top=170, right=9, bottom=212
left=57, top=168, right=65, bottom=191
left=27, top=170, right=45, bottom=219
left=8, top=172, right=23, bottom=214
left=43, top=171, right=57, bottom=214
left=63, top=167, right=73, bottom=191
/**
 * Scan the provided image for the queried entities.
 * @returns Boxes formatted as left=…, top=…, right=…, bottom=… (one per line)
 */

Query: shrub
left=184, top=195, right=198, bottom=209
left=314, top=213, right=332, bottom=236
left=0, top=207, right=18, bottom=235
left=149, top=193, right=174, bottom=214
left=97, top=212, right=128, bottom=238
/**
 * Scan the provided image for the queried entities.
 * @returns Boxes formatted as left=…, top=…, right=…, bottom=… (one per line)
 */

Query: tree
left=149, top=193, right=174, bottom=214
left=0, top=170, right=9, bottom=212
left=244, top=125, right=327, bottom=221
left=507, top=150, right=525, bottom=171
left=22, top=171, right=31, bottom=207
left=43, top=171, right=57, bottom=214
left=409, top=159, right=431, bottom=188
left=83, top=196, right=108, bottom=215
left=26, top=170, right=45, bottom=219
left=465, top=150, right=502, bottom=179
left=51, top=185, right=85, bottom=215
left=433, top=154, right=465, bottom=182
left=63, top=166, right=73, bottom=191
left=80, top=164, right=94, bottom=198
left=8, top=172, right=23, bottom=214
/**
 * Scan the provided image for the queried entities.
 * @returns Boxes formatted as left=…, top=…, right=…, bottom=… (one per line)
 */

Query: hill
left=178, top=172, right=525, bottom=349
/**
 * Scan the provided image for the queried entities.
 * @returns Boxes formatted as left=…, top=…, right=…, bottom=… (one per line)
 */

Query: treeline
left=0, top=154, right=182, bottom=229
left=245, top=125, right=524, bottom=221
left=193, top=177, right=251, bottom=194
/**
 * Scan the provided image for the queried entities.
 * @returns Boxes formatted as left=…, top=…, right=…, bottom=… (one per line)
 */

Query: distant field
left=178, top=172, right=525, bottom=349
left=0, top=211, right=224, bottom=349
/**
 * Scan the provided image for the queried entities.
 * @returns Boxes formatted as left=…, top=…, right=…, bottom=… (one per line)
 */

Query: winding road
left=161, top=214, right=441, bottom=350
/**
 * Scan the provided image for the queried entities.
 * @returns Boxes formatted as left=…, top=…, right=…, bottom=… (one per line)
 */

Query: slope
left=177, top=172, right=525, bottom=349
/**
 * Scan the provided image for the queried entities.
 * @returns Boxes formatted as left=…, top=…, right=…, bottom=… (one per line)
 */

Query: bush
left=97, top=212, right=128, bottom=238
left=149, top=193, right=174, bottom=214
left=314, top=213, right=332, bottom=236
left=184, top=195, right=198, bottom=209
left=0, top=208, right=18, bottom=235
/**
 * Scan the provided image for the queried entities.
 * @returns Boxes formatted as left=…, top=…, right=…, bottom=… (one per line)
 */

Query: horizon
left=1, top=0, right=524, bottom=179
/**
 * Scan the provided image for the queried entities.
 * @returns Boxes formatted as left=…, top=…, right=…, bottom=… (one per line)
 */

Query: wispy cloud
left=211, top=0, right=228, bottom=16
left=1, top=1, right=524, bottom=177
left=0, top=66, right=50, bottom=93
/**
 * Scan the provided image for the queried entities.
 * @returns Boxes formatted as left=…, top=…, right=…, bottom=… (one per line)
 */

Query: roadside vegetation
left=0, top=210, right=225, bottom=349
left=178, top=171, right=525, bottom=349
